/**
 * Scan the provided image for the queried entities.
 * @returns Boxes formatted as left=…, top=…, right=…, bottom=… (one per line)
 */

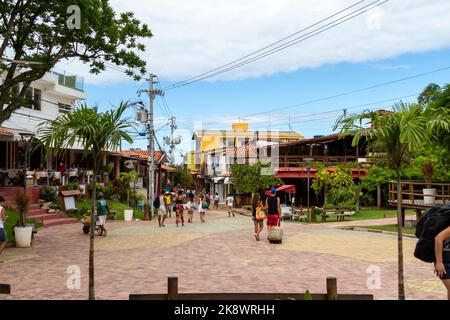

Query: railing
left=129, top=277, right=373, bottom=300
left=278, top=155, right=360, bottom=167
left=388, top=181, right=450, bottom=208
left=53, top=71, right=84, bottom=91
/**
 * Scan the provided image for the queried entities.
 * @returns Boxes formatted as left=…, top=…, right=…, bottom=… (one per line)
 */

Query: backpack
left=201, top=201, right=208, bottom=209
left=153, top=196, right=160, bottom=209
left=414, top=205, right=450, bottom=263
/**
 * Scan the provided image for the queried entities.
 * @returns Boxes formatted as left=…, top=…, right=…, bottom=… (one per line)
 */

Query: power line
left=165, top=0, right=388, bottom=90
left=200, top=65, right=450, bottom=127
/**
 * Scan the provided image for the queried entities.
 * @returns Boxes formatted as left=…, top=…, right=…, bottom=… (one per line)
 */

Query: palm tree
left=37, top=102, right=133, bottom=300
left=334, top=102, right=428, bottom=300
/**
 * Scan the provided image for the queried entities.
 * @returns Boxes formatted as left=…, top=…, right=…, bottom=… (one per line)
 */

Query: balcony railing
left=53, top=71, right=84, bottom=91
left=278, top=155, right=361, bottom=167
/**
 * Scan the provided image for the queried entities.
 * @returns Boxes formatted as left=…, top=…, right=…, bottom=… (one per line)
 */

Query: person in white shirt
left=0, top=196, right=8, bottom=256
left=226, top=194, right=235, bottom=217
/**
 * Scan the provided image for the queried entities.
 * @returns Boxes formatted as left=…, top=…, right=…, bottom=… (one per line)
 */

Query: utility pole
left=138, top=74, right=163, bottom=220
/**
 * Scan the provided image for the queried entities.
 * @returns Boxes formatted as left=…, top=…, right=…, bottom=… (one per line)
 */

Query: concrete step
left=44, top=218, right=79, bottom=228
left=27, top=213, right=61, bottom=221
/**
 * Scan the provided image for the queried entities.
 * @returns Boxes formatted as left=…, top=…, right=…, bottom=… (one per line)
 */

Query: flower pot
left=423, top=188, right=437, bottom=205
left=14, top=226, right=33, bottom=248
left=124, top=209, right=134, bottom=222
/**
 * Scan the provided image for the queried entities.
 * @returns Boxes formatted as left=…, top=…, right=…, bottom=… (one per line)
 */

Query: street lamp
left=304, top=157, right=314, bottom=222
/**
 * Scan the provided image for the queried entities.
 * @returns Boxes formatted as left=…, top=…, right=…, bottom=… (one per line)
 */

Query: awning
left=0, top=128, right=13, bottom=136
left=265, top=185, right=296, bottom=196
left=212, top=177, right=225, bottom=183
left=161, top=164, right=176, bottom=172
left=224, top=177, right=231, bottom=184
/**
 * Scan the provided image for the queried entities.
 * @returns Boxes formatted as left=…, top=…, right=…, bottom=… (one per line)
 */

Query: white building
left=0, top=71, right=86, bottom=173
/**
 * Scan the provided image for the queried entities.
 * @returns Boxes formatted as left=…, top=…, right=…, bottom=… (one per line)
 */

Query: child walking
left=199, top=196, right=208, bottom=223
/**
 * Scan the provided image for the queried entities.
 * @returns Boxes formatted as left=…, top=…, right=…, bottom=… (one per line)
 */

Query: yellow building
left=191, top=122, right=303, bottom=167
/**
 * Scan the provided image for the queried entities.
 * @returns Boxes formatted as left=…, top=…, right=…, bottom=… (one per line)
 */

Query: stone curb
left=337, top=226, right=416, bottom=238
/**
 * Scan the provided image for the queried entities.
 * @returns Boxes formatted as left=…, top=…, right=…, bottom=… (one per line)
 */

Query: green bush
left=64, top=182, right=79, bottom=191
left=41, top=186, right=58, bottom=202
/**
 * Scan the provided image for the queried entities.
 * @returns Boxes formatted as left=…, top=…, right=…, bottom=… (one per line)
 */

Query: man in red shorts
left=265, top=188, right=281, bottom=235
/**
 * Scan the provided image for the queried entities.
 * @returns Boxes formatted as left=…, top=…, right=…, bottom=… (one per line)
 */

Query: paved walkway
left=0, top=210, right=446, bottom=300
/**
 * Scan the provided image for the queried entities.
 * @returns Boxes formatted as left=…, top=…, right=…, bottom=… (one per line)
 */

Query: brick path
left=0, top=210, right=446, bottom=300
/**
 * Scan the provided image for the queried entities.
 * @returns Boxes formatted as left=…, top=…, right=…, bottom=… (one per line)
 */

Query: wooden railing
left=388, top=181, right=450, bottom=208
left=278, top=155, right=360, bottom=167
left=129, top=277, right=373, bottom=300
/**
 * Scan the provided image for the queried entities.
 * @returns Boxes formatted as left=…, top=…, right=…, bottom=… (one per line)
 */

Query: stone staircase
left=1, top=187, right=78, bottom=228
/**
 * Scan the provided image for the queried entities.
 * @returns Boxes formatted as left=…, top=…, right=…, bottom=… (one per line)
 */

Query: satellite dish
left=174, top=136, right=181, bottom=145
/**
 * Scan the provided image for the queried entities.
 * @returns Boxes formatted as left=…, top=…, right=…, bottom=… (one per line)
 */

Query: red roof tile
left=0, top=128, right=13, bottom=136
left=116, top=150, right=164, bottom=162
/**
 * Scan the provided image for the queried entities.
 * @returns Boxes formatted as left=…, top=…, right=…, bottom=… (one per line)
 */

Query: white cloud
left=58, top=0, right=450, bottom=84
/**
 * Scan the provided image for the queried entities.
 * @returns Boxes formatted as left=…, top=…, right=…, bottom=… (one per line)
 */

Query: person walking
left=226, top=194, right=235, bottom=217
left=0, top=196, right=8, bottom=257
left=164, top=192, right=173, bottom=218
left=96, top=192, right=109, bottom=237
left=265, top=188, right=281, bottom=237
left=213, top=193, right=219, bottom=209
left=186, top=197, right=195, bottom=223
left=252, top=193, right=265, bottom=241
left=174, top=190, right=185, bottom=227
left=434, top=225, right=450, bottom=300
left=156, top=193, right=167, bottom=227
left=199, top=195, right=208, bottom=223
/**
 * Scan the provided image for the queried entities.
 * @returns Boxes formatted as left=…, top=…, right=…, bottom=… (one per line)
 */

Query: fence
left=388, top=181, right=450, bottom=208
left=129, top=277, right=373, bottom=300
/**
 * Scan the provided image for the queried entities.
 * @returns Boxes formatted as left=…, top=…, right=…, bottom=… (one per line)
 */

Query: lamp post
left=304, top=158, right=314, bottom=222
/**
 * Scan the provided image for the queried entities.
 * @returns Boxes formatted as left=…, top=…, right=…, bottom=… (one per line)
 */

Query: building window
left=58, top=103, right=73, bottom=114
left=23, top=87, right=41, bottom=111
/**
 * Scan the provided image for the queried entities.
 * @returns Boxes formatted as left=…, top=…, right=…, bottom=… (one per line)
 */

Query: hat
left=271, top=188, right=276, bottom=194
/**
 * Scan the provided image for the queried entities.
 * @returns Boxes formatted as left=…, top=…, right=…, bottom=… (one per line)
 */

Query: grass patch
left=74, top=198, right=145, bottom=221
left=295, top=208, right=415, bottom=224
left=4, top=207, right=44, bottom=244
left=358, top=224, right=416, bottom=235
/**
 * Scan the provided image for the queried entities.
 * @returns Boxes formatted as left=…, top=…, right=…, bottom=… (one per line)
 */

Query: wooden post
left=311, top=206, right=316, bottom=222
left=401, top=207, right=406, bottom=227
left=326, top=277, right=338, bottom=300
left=0, top=284, right=11, bottom=294
left=168, top=277, right=178, bottom=300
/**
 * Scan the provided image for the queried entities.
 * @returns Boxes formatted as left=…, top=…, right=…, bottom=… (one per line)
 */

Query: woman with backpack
left=435, top=225, right=450, bottom=299
left=252, top=193, right=265, bottom=241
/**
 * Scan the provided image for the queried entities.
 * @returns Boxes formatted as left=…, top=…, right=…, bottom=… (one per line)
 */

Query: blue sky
left=83, top=47, right=450, bottom=155
left=57, top=0, right=450, bottom=160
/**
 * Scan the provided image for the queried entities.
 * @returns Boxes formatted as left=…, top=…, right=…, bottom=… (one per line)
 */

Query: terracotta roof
left=0, top=128, right=13, bottom=136
left=116, top=150, right=165, bottom=162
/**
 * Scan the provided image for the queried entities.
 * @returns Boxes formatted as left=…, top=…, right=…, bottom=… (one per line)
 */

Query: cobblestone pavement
left=0, top=210, right=446, bottom=300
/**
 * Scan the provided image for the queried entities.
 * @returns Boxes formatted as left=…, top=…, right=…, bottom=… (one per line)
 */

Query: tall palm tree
left=334, top=102, right=428, bottom=300
left=37, top=102, right=133, bottom=300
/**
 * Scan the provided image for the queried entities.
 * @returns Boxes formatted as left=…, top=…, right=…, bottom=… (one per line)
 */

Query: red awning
left=265, top=185, right=296, bottom=196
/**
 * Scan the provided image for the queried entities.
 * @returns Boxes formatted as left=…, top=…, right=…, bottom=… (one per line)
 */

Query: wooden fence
left=129, top=277, right=373, bottom=300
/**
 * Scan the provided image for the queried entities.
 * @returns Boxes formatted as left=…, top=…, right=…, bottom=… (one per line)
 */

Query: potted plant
left=421, top=159, right=436, bottom=204
left=14, top=189, right=33, bottom=248
left=118, top=171, right=138, bottom=221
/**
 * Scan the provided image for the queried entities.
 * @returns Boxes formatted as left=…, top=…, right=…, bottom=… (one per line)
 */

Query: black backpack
left=414, top=205, right=450, bottom=263
left=153, top=197, right=160, bottom=209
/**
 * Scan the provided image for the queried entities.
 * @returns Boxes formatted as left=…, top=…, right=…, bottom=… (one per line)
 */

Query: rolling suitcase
left=268, top=219, right=283, bottom=244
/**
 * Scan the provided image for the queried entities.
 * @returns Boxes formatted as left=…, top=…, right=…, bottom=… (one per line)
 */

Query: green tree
left=173, top=165, right=194, bottom=190
left=230, top=162, right=283, bottom=194
left=36, top=102, right=132, bottom=300
left=118, top=170, right=138, bottom=207
left=0, top=0, right=152, bottom=125
left=418, top=83, right=441, bottom=106
left=335, top=102, right=429, bottom=300
left=361, top=165, right=395, bottom=209
left=311, top=167, right=332, bottom=205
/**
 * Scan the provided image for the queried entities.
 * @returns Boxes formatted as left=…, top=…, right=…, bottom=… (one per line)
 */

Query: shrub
left=64, top=182, right=79, bottom=191
left=41, top=186, right=58, bottom=202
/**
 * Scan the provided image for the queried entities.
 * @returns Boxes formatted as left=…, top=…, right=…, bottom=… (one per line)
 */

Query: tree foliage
left=173, top=165, right=194, bottom=190
left=361, top=165, right=395, bottom=192
left=230, top=162, right=283, bottom=194
left=0, top=0, right=152, bottom=124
